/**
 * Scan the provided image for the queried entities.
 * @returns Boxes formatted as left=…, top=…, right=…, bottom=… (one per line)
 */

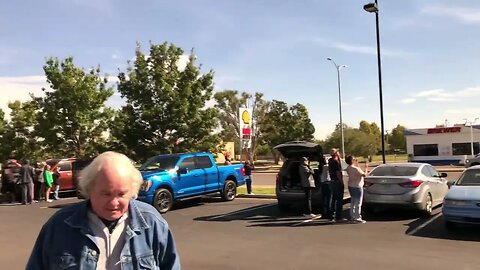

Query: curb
left=237, top=194, right=276, bottom=199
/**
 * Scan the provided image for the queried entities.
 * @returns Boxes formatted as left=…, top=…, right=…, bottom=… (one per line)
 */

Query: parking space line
left=291, top=215, right=323, bottom=227
left=407, top=213, right=442, bottom=235
left=206, top=203, right=274, bottom=221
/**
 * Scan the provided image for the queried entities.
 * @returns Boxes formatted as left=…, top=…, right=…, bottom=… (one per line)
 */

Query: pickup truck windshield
left=140, top=156, right=180, bottom=171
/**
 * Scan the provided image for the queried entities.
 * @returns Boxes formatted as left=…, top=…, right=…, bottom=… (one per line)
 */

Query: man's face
left=90, top=164, right=131, bottom=221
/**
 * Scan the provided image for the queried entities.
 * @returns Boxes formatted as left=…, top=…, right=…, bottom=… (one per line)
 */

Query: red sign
left=427, top=127, right=461, bottom=134
left=242, top=127, right=251, bottom=136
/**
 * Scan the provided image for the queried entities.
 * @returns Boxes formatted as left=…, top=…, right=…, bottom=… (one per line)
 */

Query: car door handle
left=193, top=174, right=200, bottom=177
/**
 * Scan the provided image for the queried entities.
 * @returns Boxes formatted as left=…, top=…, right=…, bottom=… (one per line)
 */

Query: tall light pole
left=364, top=0, right=386, bottom=164
left=327, top=58, right=347, bottom=159
left=464, top=118, right=479, bottom=156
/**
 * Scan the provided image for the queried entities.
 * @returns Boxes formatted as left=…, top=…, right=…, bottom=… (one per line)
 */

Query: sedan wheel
left=423, top=194, right=433, bottom=216
left=154, top=188, right=173, bottom=214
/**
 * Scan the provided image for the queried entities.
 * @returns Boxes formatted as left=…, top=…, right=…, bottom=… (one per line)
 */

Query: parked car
left=442, top=165, right=480, bottom=229
left=72, top=158, right=95, bottom=198
left=464, top=154, right=480, bottom=168
left=275, top=141, right=326, bottom=211
left=46, top=158, right=77, bottom=191
left=364, top=163, right=449, bottom=215
left=136, top=152, right=246, bottom=213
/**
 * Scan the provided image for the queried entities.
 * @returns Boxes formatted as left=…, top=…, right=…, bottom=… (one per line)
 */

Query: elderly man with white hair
left=27, top=151, right=180, bottom=270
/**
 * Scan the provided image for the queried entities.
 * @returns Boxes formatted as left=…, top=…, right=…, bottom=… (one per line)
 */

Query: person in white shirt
left=345, top=155, right=368, bottom=223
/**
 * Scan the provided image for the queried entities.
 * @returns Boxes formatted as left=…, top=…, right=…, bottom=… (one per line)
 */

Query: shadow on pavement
left=193, top=199, right=356, bottom=227
left=406, top=214, right=480, bottom=242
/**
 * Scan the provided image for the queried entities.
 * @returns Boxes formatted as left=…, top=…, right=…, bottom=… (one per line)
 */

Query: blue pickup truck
left=137, top=152, right=246, bottom=213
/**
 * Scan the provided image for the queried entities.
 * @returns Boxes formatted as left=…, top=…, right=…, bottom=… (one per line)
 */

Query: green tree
left=34, top=57, right=114, bottom=158
left=114, top=42, right=220, bottom=161
left=261, top=100, right=315, bottom=163
left=213, top=90, right=268, bottom=159
left=324, top=122, right=378, bottom=158
left=0, top=101, right=43, bottom=161
left=388, top=124, right=406, bottom=152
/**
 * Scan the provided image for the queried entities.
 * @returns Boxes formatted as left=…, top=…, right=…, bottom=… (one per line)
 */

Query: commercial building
left=405, top=124, right=480, bottom=165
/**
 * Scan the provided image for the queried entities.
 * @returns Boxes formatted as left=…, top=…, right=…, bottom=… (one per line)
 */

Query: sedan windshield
left=369, top=166, right=418, bottom=177
left=456, top=169, right=480, bottom=186
left=140, top=156, right=179, bottom=171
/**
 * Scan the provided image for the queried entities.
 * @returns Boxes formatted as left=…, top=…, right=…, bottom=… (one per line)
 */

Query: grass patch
left=237, top=186, right=275, bottom=195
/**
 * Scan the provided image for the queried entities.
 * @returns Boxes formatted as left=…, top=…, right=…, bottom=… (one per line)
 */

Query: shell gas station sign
left=239, top=108, right=252, bottom=148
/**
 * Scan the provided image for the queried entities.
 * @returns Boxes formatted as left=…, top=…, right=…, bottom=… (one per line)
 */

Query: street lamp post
left=464, top=118, right=479, bottom=156
left=327, top=58, right=347, bottom=159
left=364, top=0, right=386, bottom=164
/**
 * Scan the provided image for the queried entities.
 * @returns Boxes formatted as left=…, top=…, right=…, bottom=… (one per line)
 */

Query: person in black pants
left=299, top=157, right=318, bottom=218
left=319, top=156, right=333, bottom=219
left=328, top=149, right=345, bottom=222
left=244, top=160, right=254, bottom=195
left=18, top=160, right=36, bottom=205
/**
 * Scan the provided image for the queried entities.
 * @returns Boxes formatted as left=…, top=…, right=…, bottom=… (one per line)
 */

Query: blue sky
left=1, top=0, right=480, bottom=139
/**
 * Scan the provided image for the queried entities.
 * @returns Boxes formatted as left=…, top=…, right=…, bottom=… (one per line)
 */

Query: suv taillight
left=240, top=167, right=245, bottom=176
left=399, top=180, right=423, bottom=188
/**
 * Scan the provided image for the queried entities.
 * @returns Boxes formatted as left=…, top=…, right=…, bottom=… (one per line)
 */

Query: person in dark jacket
left=19, top=160, right=36, bottom=205
left=244, top=160, right=254, bottom=195
left=52, top=166, right=61, bottom=200
left=328, top=148, right=345, bottom=222
left=298, top=157, right=318, bottom=218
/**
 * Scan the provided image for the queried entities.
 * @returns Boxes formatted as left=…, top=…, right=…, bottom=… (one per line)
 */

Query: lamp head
left=327, top=57, right=332, bottom=61
left=363, top=3, right=378, bottom=13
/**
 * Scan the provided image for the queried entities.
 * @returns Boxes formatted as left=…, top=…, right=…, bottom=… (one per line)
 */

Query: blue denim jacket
left=26, top=200, right=180, bottom=270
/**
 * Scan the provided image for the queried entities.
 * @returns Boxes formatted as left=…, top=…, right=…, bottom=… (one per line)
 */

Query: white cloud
left=404, top=86, right=480, bottom=104
left=177, top=55, right=190, bottom=71
left=414, top=89, right=453, bottom=98
left=343, top=96, right=364, bottom=107
left=314, top=38, right=413, bottom=58
left=401, top=98, right=416, bottom=104
left=0, top=76, right=48, bottom=118
left=422, top=5, right=480, bottom=25
left=445, top=107, right=480, bottom=115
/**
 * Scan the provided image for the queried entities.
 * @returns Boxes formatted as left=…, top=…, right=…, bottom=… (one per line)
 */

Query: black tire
left=153, top=188, right=174, bottom=214
left=422, top=193, right=433, bottom=216
left=221, top=180, right=237, bottom=201
left=445, top=220, right=457, bottom=230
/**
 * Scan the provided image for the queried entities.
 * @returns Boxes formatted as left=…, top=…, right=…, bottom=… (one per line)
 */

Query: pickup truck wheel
left=154, top=188, right=173, bottom=214
left=221, top=180, right=237, bottom=201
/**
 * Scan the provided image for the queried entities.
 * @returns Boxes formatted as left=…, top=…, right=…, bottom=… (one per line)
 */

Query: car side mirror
left=447, top=180, right=455, bottom=189
left=178, top=168, right=189, bottom=175
left=440, top=172, right=448, bottom=178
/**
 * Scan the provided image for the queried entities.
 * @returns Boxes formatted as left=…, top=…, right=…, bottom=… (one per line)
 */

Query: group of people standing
left=299, top=148, right=368, bottom=223
left=1, top=159, right=61, bottom=204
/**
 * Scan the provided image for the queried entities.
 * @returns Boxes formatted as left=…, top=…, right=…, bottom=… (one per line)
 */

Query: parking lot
left=1, top=196, right=478, bottom=269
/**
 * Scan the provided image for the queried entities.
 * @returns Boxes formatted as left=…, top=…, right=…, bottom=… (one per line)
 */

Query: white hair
left=78, top=151, right=143, bottom=199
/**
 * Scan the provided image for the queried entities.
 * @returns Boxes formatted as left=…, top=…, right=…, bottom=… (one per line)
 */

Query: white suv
left=465, top=154, right=480, bottom=168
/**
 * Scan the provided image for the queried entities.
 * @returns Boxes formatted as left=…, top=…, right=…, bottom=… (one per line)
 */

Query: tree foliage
left=324, top=121, right=378, bottom=158
left=113, top=42, right=220, bottom=161
left=213, top=90, right=269, bottom=157
left=34, top=57, right=114, bottom=158
left=261, top=100, right=315, bottom=162
left=388, top=124, right=406, bottom=151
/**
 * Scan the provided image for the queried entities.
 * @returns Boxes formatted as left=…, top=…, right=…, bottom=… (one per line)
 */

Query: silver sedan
left=363, top=163, right=449, bottom=215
